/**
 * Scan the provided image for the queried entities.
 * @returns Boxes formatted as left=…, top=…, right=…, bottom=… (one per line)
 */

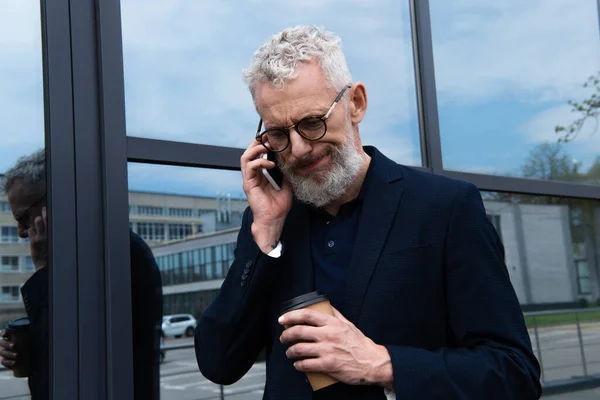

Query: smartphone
left=261, top=151, right=283, bottom=191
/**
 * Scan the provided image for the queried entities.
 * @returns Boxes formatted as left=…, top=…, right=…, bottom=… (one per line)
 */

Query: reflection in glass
left=1, top=151, right=48, bottom=398
left=481, top=191, right=600, bottom=305
left=0, top=1, right=47, bottom=398
left=120, top=0, right=420, bottom=165
left=431, top=1, right=600, bottom=184
left=481, top=191, right=600, bottom=380
left=127, top=164, right=267, bottom=397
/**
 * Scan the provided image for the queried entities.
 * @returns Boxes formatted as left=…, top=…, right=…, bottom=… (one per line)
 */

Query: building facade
left=0, top=188, right=246, bottom=326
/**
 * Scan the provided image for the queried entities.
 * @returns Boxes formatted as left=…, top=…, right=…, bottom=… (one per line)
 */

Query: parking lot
left=2, top=324, right=600, bottom=399
left=160, top=337, right=264, bottom=400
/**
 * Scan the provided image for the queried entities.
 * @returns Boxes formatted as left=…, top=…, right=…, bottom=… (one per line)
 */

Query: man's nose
left=289, top=129, right=313, bottom=159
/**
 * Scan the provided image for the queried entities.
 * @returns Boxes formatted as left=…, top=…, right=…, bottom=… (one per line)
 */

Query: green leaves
left=555, top=70, right=600, bottom=143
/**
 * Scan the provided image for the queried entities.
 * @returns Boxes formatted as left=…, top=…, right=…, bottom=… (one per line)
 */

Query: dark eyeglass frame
left=255, top=85, right=352, bottom=152
left=13, top=194, right=46, bottom=230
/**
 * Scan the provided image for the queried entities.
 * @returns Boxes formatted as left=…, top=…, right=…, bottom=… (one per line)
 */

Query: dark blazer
left=20, top=230, right=162, bottom=400
left=195, top=146, right=541, bottom=400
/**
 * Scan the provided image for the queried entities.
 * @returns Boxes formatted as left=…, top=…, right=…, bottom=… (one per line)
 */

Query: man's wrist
left=365, top=344, right=394, bottom=390
left=251, top=221, right=284, bottom=254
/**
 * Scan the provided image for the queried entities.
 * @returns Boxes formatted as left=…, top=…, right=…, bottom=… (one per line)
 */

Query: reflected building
left=145, top=196, right=600, bottom=319
left=128, top=191, right=246, bottom=242
left=151, top=228, right=238, bottom=318
left=486, top=201, right=600, bottom=306
left=127, top=190, right=246, bottom=318
left=0, top=185, right=246, bottom=326
left=3, top=184, right=600, bottom=325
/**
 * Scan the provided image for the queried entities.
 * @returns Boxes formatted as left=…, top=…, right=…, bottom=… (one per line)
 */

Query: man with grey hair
left=195, top=25, right=540, bottom=399
left=0, top=149, right=49, bottom=400
left=0, top=150, right=164, bottom=399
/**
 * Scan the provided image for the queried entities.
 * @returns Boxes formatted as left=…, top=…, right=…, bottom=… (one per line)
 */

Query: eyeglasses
left=255, top=85, right=351, bottom=152
left=13, top=194, right=46, bottom=230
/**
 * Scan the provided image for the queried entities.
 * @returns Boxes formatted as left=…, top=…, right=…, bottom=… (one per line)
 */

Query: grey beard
left=281, top=138, right=363, bottom=208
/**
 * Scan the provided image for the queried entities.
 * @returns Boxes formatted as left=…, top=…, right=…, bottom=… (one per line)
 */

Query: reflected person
left=0, top=149, right=163, bottom=399
left=195, top=26, right=541, bottom=399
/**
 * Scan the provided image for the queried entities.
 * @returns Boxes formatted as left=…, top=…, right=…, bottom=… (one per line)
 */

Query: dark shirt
left=310, top=165, right=373, bottom=313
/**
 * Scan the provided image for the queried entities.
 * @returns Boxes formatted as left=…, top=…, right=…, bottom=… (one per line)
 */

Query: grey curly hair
left=243, top=25, right=353, bottom=99
left=3, top=149, right=46, bottom=196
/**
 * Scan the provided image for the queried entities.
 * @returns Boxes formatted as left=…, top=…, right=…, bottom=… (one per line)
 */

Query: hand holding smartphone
left=261, top=151, right=283, bottom=191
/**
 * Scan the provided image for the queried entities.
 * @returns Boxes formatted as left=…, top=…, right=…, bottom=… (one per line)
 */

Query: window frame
left=36, top=0, right=600, bottom=398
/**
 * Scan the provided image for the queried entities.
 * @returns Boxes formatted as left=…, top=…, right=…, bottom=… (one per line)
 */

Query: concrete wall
left=484, top=202, right=528, bottom=303
left=520, top=204, right=576, bottom=303
left=483, top=201, right=578, bottom=305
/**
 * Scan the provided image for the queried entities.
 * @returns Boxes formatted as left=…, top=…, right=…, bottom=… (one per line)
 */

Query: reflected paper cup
left=4, top=317, right=31, bottom=378
left=280, top=291, right=338, bottom=391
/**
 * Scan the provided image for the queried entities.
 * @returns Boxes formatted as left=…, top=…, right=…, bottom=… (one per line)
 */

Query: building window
left=0, top=201, right=11, bottom=213
left=575, top=260, right=591, bottom=295
left=137, top=222, right=149, bottom=240
left=156, top=240, right=237, bottom=286
left=24, top=256, right=35, bottom=272
left=0, top=256, right=19, bottom=272
left=1, top=226, right=19, bottom=243
left=135, top=222, right=166, bottom=242
left=137, top=205, right=163, bottom=216
left=153, top=224, right=165, bottom=241
left=486, top=214, right=503, bottom=241
left=168, top=224, right=192, bottom=241
left=169, top=207, right=193, bottom=217
left=0, top=286, right=20, bottom=302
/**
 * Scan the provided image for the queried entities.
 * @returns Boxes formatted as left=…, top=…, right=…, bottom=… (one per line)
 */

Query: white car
left=161, top=314, right=197, bottom=338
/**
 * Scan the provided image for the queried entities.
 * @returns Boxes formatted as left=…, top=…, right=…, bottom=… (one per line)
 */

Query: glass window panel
left=0, top=2, right=48, bottom=398
left=120, top=0, right=421, bottom=166
left=0, top=201, right=11, bottom=213
left=579, top=277, right=592, bottom=295
left=481, top=191, right=600, bottom=380
left=431, top=1, right=600, bottom=185
left=128, top=164, right=246, bottom=396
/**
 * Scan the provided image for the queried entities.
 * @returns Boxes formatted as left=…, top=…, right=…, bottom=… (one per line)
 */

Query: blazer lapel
left=343, top=148, right=404, bottom=324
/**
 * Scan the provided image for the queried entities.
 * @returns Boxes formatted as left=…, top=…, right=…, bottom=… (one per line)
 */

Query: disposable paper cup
left=4, top=317, right=31, bottom=378
left=280, top=291, right=338, bottom=391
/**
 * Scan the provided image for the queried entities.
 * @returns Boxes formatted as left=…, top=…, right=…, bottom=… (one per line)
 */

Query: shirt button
left=327, top=240, right=335, bottom=248
left=245, top=260, right=253, bottom=268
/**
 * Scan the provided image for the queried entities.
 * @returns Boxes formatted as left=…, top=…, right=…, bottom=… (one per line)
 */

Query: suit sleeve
left=194, top=207, right=284, bottom=385
left=384, top=182, right=541, bottom=399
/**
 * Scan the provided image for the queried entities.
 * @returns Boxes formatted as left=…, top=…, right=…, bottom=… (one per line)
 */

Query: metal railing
left=160, top=343, right=256, bottom=400
left=524, top=307, right=600, bottom=385
left=3, top=308, right=600, bottom=397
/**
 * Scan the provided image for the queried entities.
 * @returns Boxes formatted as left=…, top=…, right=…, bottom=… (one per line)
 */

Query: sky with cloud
left=1, top=0, right=599, bottom=198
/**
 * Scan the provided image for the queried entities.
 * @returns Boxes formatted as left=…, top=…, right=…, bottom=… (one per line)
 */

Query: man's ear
left=349, top=82, right=368, bottom=124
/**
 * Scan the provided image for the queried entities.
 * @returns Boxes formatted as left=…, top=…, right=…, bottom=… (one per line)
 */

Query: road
left=159, top=337, right=264, bottom=400
left=1, top=323, right=600, bottom=399
left=529, top=321, right=600, bottom=382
